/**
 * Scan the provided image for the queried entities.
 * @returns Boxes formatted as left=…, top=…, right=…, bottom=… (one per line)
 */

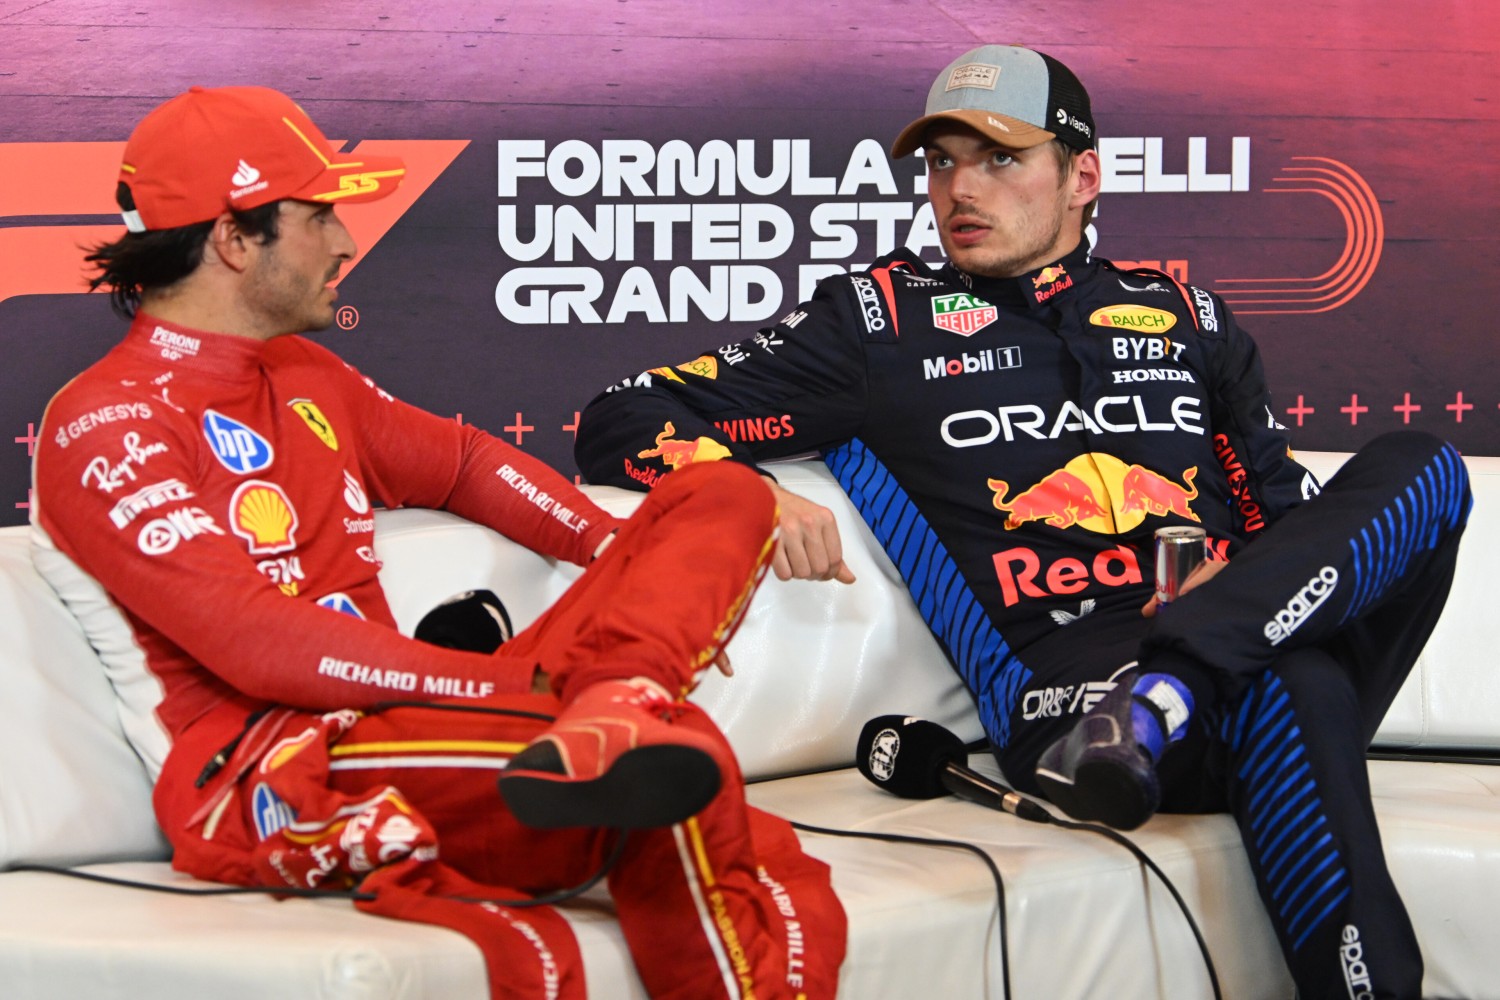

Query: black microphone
left=415, top=590, right=514, bottom=653
left=856, top=715, right=1052, bottom=824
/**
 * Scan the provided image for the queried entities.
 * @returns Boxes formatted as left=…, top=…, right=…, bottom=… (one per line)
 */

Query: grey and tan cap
left=891, top=45, right=1096, bottom=158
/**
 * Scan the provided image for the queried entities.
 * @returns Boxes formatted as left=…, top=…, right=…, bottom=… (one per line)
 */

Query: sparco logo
left=1191, top=287, right=1220, bottom=332
left=1264, top=566, right=1339, bottom=645
left=849, top=273, right=887, bottom=333
left=1340, top=924, right=1375, bottom=1000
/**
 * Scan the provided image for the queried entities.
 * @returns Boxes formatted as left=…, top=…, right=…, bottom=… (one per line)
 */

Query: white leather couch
left=2, top=452, right=1497, bottom=1000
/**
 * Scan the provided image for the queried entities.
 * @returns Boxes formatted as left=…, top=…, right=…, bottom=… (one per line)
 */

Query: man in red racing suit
left=575, top=45, right=1469, bottom=1000
left=31, top=85, right=845, bottom=1000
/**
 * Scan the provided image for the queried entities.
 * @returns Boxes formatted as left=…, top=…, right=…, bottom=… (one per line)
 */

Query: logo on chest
left=290, top=399, right=339, bottom=451
left=230, top=480, right=299, bottom=554
left=203, top=410, right=274, bottom=474
left=930, top=292, right=998, bottom=337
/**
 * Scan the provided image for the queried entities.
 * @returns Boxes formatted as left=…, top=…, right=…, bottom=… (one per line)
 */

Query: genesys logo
left=0, top=139, right=468, bottom=305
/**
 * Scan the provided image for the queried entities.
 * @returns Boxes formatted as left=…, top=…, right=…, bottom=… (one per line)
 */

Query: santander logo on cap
left=229, top=158, right=268, bottom=200
left=231, top=160, right=261, bottom=186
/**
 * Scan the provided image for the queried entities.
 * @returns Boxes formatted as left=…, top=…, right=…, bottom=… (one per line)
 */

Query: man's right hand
left=764, top=477, right=856, bottom=584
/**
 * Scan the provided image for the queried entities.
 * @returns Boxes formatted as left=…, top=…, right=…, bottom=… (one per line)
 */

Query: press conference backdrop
left=2, top=2, right=1496, bottom=526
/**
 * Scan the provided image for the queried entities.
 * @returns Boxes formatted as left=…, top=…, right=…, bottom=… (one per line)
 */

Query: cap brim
left=891, top=109, right=1056, bottom=158
left=291, top=152, right=407, bottom=205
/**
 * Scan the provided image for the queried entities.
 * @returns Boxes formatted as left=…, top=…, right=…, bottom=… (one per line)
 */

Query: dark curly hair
left=86, top=189, right=281, bottom=318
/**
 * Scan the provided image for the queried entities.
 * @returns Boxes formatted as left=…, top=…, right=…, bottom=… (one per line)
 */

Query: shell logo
left=230, top=480, right=300, bottom=554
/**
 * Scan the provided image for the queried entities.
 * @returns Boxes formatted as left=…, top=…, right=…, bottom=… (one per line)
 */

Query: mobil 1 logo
left=922, top=347, right=1022, bottom=381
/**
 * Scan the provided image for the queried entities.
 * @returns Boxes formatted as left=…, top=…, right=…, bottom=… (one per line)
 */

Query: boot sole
left=1035, top=756, right=1155, bottom=832
left=499, top=744, right=722, bottom=830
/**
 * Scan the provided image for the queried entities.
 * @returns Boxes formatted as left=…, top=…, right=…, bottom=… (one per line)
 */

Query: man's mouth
left=948, top=218, right=992, bottom=245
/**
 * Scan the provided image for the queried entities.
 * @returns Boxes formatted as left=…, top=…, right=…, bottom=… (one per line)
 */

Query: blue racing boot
left=1034, top=671, right=1194, bottom=830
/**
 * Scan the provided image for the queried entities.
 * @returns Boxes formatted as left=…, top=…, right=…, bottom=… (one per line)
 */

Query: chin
left=951, top=252, right=1011, bottom=279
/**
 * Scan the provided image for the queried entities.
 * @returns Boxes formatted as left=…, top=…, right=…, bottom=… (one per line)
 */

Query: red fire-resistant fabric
left=135, top=459, right=842, bottom=998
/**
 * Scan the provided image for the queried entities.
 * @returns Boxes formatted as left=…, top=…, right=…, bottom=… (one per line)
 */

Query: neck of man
left=139, top=278, right=281, bottom=342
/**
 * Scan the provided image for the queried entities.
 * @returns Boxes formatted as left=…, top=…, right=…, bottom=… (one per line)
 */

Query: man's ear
left=206, top=212, right=251, bottom=273
left=1070, top=149, right=1102, bottom=209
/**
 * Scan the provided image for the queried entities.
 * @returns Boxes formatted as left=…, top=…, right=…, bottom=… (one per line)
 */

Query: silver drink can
left=1154, top=526, right=1207, bottom=606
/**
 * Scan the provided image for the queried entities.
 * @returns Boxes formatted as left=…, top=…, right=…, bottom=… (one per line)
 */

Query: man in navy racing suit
left=574, top=44, right=1470, bottom=1000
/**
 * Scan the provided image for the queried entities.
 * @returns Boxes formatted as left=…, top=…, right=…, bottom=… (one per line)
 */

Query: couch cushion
left=4, top=757, right=1496, bottom=999
left=372, top=460, right=985, bottom=783
left=0, top=530, right=166, bottom=867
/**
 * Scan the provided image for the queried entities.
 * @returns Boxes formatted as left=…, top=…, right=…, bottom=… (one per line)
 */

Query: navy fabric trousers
left=998, top=432, right=1471, bottom=1000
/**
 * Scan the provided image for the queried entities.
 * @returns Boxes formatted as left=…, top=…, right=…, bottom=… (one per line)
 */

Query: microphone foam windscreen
left=855, top=715, right=965, bottom=799
left=415, top=589, right=515, bottom=653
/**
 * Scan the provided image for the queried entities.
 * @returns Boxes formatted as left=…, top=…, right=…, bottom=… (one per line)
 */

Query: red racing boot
left=498, top=678, right=724, bottom=829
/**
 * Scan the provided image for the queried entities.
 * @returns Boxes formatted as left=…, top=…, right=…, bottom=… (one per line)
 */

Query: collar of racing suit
left=942, top=242, right=1097, bottom=311
left=122, top=312, right=273, bottom=382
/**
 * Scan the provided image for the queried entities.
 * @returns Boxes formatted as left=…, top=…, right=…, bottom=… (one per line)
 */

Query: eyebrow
left=924, top=136, right=1025, bottom=158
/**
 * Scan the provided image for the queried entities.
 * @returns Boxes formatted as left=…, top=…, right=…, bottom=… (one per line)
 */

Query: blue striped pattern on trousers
left=1222, top=673, right=1349, bottom=950
left=1341, top=442, right=1471, bottom=623
left=823, top=439, right=1031, bottom=748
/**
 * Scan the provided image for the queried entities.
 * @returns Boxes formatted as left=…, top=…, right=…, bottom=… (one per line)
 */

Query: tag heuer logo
left=931, top=293, right=998, bottom=337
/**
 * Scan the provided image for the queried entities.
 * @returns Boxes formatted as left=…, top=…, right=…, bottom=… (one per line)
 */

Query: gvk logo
left=0, top=139, right=469, bottom=305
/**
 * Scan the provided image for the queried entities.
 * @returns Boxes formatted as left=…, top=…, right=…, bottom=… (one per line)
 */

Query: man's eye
left=991, top=153, right=1015, bottom=167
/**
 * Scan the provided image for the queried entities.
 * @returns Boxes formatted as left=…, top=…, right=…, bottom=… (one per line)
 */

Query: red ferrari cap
left=117, top=85, right=406, bottom=232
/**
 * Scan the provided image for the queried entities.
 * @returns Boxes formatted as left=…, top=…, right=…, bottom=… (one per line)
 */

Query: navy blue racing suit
left=574, top=244, right=1470, bottom=999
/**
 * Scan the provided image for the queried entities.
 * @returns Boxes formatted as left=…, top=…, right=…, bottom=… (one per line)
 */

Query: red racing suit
left=32, top=313, right=845, bottom=1000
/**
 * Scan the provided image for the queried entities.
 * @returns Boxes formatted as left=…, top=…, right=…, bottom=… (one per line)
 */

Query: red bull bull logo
left=985, top=454, right=1201, bottom=533
left=1030, top=264, right=1075, bottom=304
left=637, top=421, right=732, bottom=470
left=988, top=471, right=1108, bottom=530
left=1120, top=465, right=1200, bottom=520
